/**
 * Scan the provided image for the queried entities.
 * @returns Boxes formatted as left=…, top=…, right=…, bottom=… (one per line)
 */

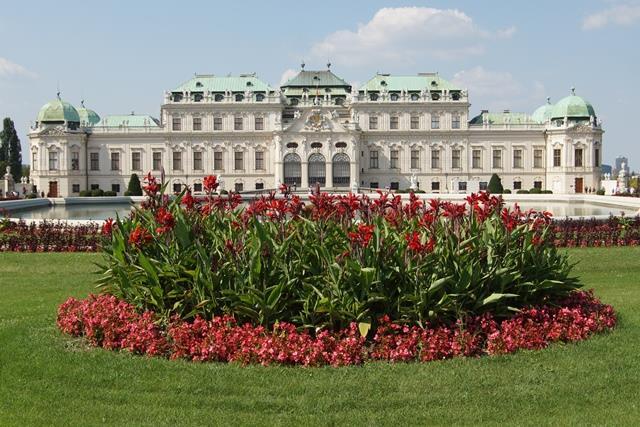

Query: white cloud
left=309, top=7, right=515, bottom=67
left=452, top=66, right=546, bottom=112
left=583, top=4, right=640, bottom=30
left=279, top=68, right=298, bottom=86
left=0, top=57, right=36, bottom=78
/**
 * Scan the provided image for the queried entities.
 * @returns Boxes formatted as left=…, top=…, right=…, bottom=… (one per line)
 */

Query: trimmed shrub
left=541, top=190, right=553, bottom=194
left=103, top=191, right=117, bottom=197
left=529, top=188, right=542, bottom=194
left=91, top=189, right=104, bottom=197
left=596, top=189, right=605, bottom=195
left=487, top=174, right=503, bottom=194
left=516, top=190, right=529, bottom=194
left=503, top=189, right=512, bottom=194
left=79, top=190, right=91, bottom=197
left=126, top=174, right=143, bottom=196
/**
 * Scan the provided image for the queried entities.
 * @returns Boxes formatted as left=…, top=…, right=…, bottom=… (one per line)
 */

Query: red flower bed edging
left=57, top=291, right=616, bottom=366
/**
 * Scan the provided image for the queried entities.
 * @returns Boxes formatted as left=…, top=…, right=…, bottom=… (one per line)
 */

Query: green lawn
left=0, top=249, right=639, bottom=426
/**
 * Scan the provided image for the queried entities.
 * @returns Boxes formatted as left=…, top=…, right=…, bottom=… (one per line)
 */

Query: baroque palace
left=29, top=66, right=603, bottom=197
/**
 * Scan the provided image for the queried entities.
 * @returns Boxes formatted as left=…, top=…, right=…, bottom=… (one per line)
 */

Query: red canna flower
left=128, top=225, right=152, bottom=248
left=143, top=172, right=159, bottom=195
left=181, top=190, right=195, bottom=211
left=348, top=223, right=375, bottom=248
left=102, top=218, right=115, bottom=236
left=203, top=175, right=219, bottom=192
left=155, top=207, right=175, bottom=234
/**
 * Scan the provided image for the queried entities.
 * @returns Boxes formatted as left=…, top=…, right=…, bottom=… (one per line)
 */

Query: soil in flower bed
left=57, top=290, right=616, bottom=367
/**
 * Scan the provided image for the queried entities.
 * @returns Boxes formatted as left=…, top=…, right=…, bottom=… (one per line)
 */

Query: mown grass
left=0, top=249, right=639, bottom=426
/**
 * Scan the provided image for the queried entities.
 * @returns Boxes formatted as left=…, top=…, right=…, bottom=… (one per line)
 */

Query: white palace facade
left=29, top=66, right=603, bottom=197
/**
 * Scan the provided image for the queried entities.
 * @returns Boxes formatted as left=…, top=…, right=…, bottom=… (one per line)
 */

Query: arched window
left=308, top=153, right=326, bottom=187
left=370, top=93, right=379, bottom=101
left=235, top=93, right=244, bottom=102
left=390, top=93, right=399, bottom=101
left=256, top=93, right=265, bottom=102
left=214, top=94, right=224, bottom=102
left=411, top=93, right=420, bottom=101
left=332, top=153, right=350, bottom=187
left=283, top=153, right=301, bottom=186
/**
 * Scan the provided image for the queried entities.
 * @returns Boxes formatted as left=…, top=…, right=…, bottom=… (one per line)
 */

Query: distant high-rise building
left=614, top=156, right=629, bottom=176
left=601, top=164, right=612, bottom=176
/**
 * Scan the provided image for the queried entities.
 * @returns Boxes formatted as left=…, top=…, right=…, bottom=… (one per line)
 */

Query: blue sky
left=1, top=0, right=639, bottom=167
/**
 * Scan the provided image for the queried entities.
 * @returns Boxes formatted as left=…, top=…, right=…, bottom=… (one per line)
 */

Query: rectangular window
left=369, top=151, right=379, bottom=169
left=390, top=150, right=399, bottom=169
left=131, top=152, right=141, bottom=171
left=234, top=151, right=244, bottom=171
left=458, top=181, right=467, bottom=191
left=72, top=184, right=80, bottom=193
left=255, top=151, right=264, bottom=170
left=452, top=115, right=461, bottom=129
left=553, top=149, right=561, bottom=167
left=110, top=152, right=120, bottom=171
left=193, top=151, right=203, bottom=171
left=234, top=116, right=243, bottom=130
left=390, top=182, right=399, bottom=190
left=153, top=152, right=162, bottom=170
left=192, top=117, right=202, bottom=131
left=411, top=150, right=420, bottom=169
left=172, top=151, right=182, bottom=171
left=214, top=151, right=223, bottom=170
left=90, top=152, right=99, bottom=171
left=492, top=149, right=502, bottom=169
left=369, top=115, right=378, bottom=130
left=234, top=182, right=244, bottom=192
left=370, top=182, right=379, bottom=189
left=172, top=117, right=181, bottom=131
left=255, top=117, right=264, bottom=130
left=410, top=115, right=420, bottom=130
left=513, top=149, right=523, bottom=168
left=173, top=183, right=182, bottom=193
left=472, top=149, right=481, bottom=169
left=71, top=152, right=79, bottom=170
left=214, top=117, right=223, bottom=131
left=534, top=149, right=543, bottom=168
left=595, top=148, right=600, bottom=167
left=431, top=149, right=441, bottom=169
left=189, top=183, right=200, bottom=193
left=431, top=181, right=440, bottom=191
left=90, top=184, right=99, bottom=190
left=255, top=182, right=264, bottom=190
left=431, top=114, right=440, bottom=129
left=534, top=181, right=543, bottom=189
left=451, top=149, right=461, bottom=169
left=513, top=181, right=522, bottom=190
left=390, top=116, right=399, bottom=130
left=575, top=148, right=583, bottom=167
left=111, top=184, right=120, bottom=193
left=479, top=181, right=488, bottom=191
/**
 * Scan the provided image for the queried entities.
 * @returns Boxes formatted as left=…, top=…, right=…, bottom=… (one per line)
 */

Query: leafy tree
left=488, top=173, right=503, bottom=194
left=0, top=118, right=22, bottom=181
left=126, top=173, right=143, bottom=196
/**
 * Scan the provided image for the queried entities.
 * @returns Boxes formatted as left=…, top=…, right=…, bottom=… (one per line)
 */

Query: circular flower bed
left=56, top=174, right=618, bottom=365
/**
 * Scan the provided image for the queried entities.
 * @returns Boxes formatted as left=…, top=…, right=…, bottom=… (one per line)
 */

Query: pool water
left=14, top=203, right=135, bottom=220
left=7, top=200, right=639, bottom=221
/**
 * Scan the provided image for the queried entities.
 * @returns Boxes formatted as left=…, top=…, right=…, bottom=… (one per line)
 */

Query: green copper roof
left=531, top=98, right=554, bottom=123
left=77, top=101, right=101, bottom=126
left=173, top=74, right=273, bottom=93
left=469, top=111, right=538, bottom=125
left=281, top=70, right=351, bottom=88
left=359, top=73, right=461, bottom=92
left=96, top=114, right=160, bottom=128
left=550, top=89, right=596, bottom=119
left=37, top=96, right=80, bottom=123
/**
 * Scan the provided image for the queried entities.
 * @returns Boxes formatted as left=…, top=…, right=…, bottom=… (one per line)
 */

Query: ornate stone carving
left=303, top=109, right=331, bottom=131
